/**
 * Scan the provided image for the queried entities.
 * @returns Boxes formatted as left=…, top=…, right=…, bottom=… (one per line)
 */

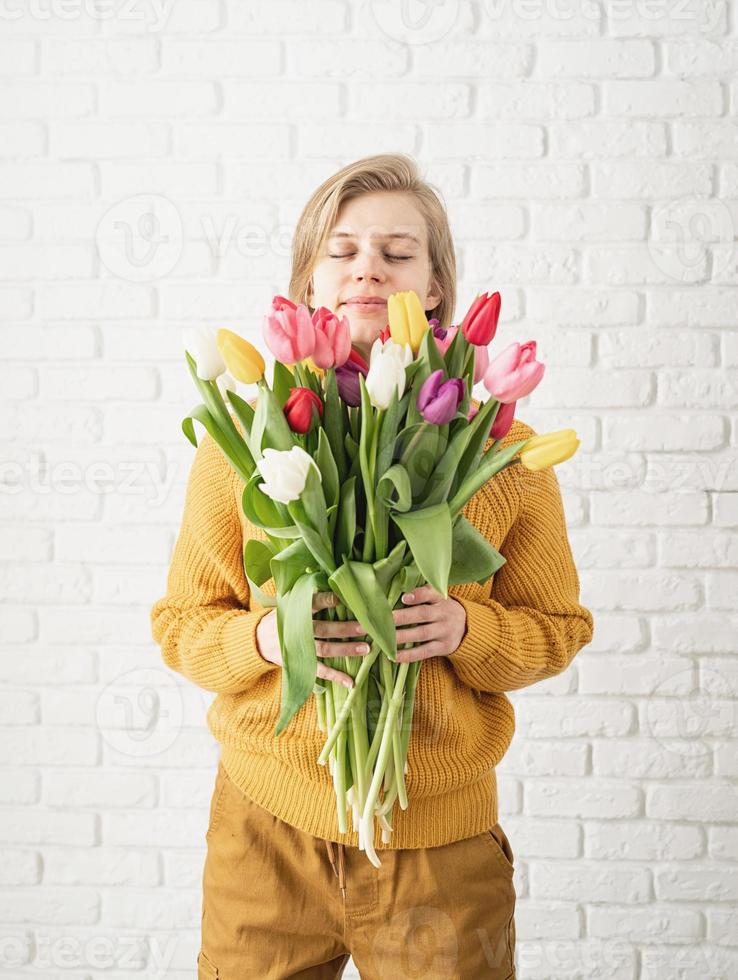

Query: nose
left=352, top=249, right=386, bottom=284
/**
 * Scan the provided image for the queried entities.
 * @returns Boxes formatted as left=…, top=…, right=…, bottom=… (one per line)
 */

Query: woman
left=150, top=153, right=594, bottom=979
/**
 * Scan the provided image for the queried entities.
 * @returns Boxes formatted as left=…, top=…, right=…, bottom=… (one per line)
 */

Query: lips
left=343, top=298, right=387, bottom=307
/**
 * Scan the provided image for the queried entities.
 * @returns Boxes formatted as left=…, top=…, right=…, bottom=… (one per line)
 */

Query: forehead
left=328, top=192, right=427, bottom=247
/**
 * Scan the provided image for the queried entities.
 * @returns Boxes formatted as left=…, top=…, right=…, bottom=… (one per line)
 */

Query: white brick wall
left=1, top=1, right=736, bottom=977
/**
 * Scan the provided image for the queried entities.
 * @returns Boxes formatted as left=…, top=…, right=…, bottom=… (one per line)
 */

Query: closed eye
left=328, top=253, right=412, bottom=262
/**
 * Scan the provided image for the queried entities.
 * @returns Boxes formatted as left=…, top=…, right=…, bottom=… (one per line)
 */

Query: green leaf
left=274, top=571, right=322, bottom=735
left=272, top=360, right=295, bottom=406
left=390, top=502, right=452, bottom=598
left=271, top=538, right=316, bottom=594
left=449, top=438, right=530, bottom=518
left=315, top=427, right=339, bottom=510
left=243, top=538, right=277, bottom=586
left=225, top=389, right=256, bottom=446
left=335, top=476, right=357, bottom=567
left=250, top=385, right=294, bottom=459
left=448, top=516, right=507, bottom=585
left=373, top=539, right=407, bottom=594
left=377, top=463, right=412, bottom=512
left=328, top=560, right=397, bottom=661
left=181, top=404, right=252, bottom=483
left=241, top=476, right=299, bottom=538
left=399, top=422, right=441, bottom=498
left=286, top=466, right=335, bottom=575
left=419, top=417, right=475, bottom=507
left=323, top=369, right=348, bottom=479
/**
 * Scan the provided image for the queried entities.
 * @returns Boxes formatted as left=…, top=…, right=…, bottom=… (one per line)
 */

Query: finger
left=396, top=641, right=443, bottom=663
left=315, top=639, right=371, bottom=658
left=316, top=663, right=354, bottom=689
left=313, top=619, right=365, bottom=638
left=402, top=585, right=442, bottom=604
left=395, top=623, right=437, bottom=646
left=312, top=591, right=340, bottom=612
left=392, top=604, right=441, bottom=626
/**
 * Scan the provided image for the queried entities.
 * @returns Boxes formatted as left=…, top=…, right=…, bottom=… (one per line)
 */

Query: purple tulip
left=417, top=369, right=465, bottom=425
left=335, top=349, right=369, bottom=407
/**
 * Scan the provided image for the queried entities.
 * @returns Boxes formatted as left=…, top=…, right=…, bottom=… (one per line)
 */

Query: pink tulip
left=483, top=340, right=545, bottom=403
left=311, top=306, right=352, bottom=370
left=432, top=324, right=458, bottom=357
left=473, top=344, right=489, bottom=384
left=262, top=297, right=315, bottom=365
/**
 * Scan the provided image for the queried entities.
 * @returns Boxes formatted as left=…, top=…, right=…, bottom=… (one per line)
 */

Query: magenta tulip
left=417, top=369, right=465, bottom=425
left=483, top=340, right=545, bottom=403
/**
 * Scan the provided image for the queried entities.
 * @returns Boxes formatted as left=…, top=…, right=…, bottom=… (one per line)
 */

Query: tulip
left=467, top=403, right=479, bottom=422
left=262, top=297, right=315, bottom=364
left=460, top=291, right=501, bottom=347
left=473, top=344, right=490, bottom=385
left=365, top=337, right=412, bottom=410
left=432, top=323, right=458, bottom=357
left=216, top=328, right=265, bottom=384
left=490, top=399, right=516, bottom=440
left=379, top=324, right=391, bottom=343
left=283, top=387, right=323, bottom=434
left=335, top=348, right=369, bottom=407
left=387, top=290, right=429, bottom=353
left=183, top=325, right=226, bottom=380
left=311, top=306, right=352, bottom=370
left=417, top=369, right=465, bottom=425
left=483, top=340, right=545, bottom=403
left=519, top=429, right=579, bottom=472
left=256, top=445, right=321, bottom=504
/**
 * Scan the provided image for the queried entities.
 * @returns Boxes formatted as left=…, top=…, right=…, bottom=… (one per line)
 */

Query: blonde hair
left=289, top=153, right=457, bottom=330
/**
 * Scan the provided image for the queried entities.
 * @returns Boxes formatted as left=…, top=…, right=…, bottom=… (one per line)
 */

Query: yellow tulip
left=519, top=428, right=580, bottom=471
left=387, top=290, right=429, bottom=353
left=302, top=356, right=326, bottom=380
left=216, top=328, right=265, bottom=384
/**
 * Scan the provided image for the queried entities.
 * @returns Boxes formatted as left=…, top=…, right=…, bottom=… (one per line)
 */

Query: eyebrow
left=327, top=231, right=421, bottom=246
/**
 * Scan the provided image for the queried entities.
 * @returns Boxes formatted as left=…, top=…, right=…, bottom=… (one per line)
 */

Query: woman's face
left=308, top=191, right=442, bottom=362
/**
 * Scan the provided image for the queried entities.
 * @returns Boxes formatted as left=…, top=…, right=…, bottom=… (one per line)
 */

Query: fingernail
left=354, top=624, right=364, bottom=634
left=403, top=593, right=414, bottom=602
left=356, top=643, right=369, bottom=654
left=344, top=680, right=353, bottom=689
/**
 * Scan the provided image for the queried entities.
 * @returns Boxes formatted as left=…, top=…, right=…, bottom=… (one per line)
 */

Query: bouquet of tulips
left=181, top=289, right=579, bottom=866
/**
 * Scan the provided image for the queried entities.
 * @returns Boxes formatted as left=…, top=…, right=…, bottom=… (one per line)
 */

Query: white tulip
left=365, top=338, right=412, bottom=410
left=256, top=446, right=321, bottom=505
left=183, top=326, right=226, bottom=381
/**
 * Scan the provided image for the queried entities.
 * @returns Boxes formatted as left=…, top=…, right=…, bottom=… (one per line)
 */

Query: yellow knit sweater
left=150, top=411, right=594, bottom=849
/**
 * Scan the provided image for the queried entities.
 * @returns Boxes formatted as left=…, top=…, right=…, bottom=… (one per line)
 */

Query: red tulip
left=283, top=387, right=323, bottom=434
left=460, top=291, right=501, bottom=346
left=490, top=399, right=516, bottom=439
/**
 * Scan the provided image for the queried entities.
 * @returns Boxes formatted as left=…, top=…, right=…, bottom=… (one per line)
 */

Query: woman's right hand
left=255, top=592, right=360, bottom=690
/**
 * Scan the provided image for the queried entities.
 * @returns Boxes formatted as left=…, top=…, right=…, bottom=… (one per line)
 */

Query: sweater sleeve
left=447, top=456, right=594, bottom=694
left=150, top=432, right=279, bottom=694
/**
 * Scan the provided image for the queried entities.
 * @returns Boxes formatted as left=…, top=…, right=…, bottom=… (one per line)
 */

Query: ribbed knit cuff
left=222, top=608, right=280, bottom=690
left=447, top=596, right=502, bottom=691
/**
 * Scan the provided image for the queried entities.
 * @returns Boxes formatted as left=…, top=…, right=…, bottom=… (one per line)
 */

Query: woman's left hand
left=393, top=585, right=467, bottom=663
